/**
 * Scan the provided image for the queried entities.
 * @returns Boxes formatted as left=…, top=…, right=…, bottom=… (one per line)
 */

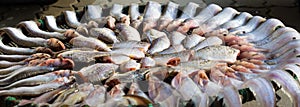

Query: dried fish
left=89, top=28, right=119, bottom=44
left=229, top=16, right=266, bottom=35
left=157, top=2, right=179, bottom=30
left=70, top=36, right=111, bottom=51
left=191, top=36, right=223, bottom=51
left=115, top=23, right=141, bottom=41
left=193, top=45, right=240, bottom=63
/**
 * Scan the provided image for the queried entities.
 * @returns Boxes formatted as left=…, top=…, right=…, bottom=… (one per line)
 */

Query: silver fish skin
left=44, top=16, right=66, bottom=32
left=63, top=11, right=81, bottom=28
left=263, top=70, right=300, bottom=107
left=0, top=60, right=24, bottom=69
left=112, top=41, right=150, bottom=52
left=282, top=64, right=300, bottom=83
left=182, top=34, right=205, bottom=49
left=110, top=48, right=145, bottom=59
left=0, top=66, right=55, bottom=86
left=193, top=4, right=222, bottom=24
left=193, top=7, right=239, bottom=35
left=153, top=50, right=193, bottom=66
left=142, top=1, right=162, bottom=32
left=0, top=77, right=69, bottom=96
left=159, top=44, right=186, bottom=55
left=102, top=54, right=131, bottom=64
left=79, top=63, right=118, bottom=78
left=172, top=60, right=219, bottom=74
left=18, top=21, right=66, bottom=40
left=221, top=12, right=253, bottom=30
left=171, top=72, right=205, bottom=101
left=110, top=4, right=127, bottom=21
left=83, top=85, right=106, bottom=106
left=0, top=70, right=72, bottom=90
left=222, top=80, right=242, bottom=107
left=89, top=28, right=119, bottom=44
left=116, top=23, right=141, bottom=41
left=243, top=18, right=285, bottom=42
left=128, top=82, right=152, bottom=101
left=80, top=5, right=102, bottom=23
left=129, top=3, right=141, bottom=21
left=266, top=40, right=300, bottom=58
left=143, top=29, right=167, bottom=43
left=140, top=57, right=156, bottom=68
left=57, top=50, right=109, bottom=63
left=0, top=54, right=29, bottom=62
left=129, top=3, right=143, bottom=28
left=157, top=1, right=179, bottom=30
left=148, top=76, right=181, bottom=107
left=168, top=31, right=186, bottom=46
left=147, top=35, right=170, bottom=54
left=254, top=27, right=299, bottom=47
left=179, top=2, right=199, bottom=19
left=193, top=45, right=240, bottom=63
left=70, top=36, right=111, bottom=51
left=0, top=65, right=23, bottom=75
left=192, top=36, right=223, bottom=51
left=242, top=77, right=275, bottom=107
left=119, top=59, right=141, bottom=72
left=265, top=47, right=300, bottom=65
left=229, top=16, right=266, bottom=35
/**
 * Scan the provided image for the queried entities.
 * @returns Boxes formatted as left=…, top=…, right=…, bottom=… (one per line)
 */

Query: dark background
left=0, top=0, right=299, bottom=31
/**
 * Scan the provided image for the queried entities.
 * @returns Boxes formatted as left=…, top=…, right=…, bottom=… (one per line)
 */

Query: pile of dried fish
left=0, top=1, right=300, bottom=107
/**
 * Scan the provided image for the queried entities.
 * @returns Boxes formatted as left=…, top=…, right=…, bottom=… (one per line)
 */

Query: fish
left=221, top=79, right=242, bottom=107
left=140, top=57, right=156, bottom=68
left=172, top=60, right=219, bottom=74
left=63, top=11, right=81, bottom=28
left=166, top=2, right=199, bottom=32
left=57, top=50, right=109, bottom=63
left=182, top=34, right=205, bottom=49
left=171, top=72, right=206, bottom=101
left=0, top=70, right=73, bottom=90
left=229, top=16, right=266, bottom=35
left=193, top=45, right=240, bottom=63
left=193, top=7, right=239, bottom=35
left=265, top=47, right=300, bottom=65
left=157, top=1, right=179, bottom=30
left=0, top=65, right=23, bottom=75
left=177, top=4, right=222, bottom=33
left=0, top=60, right=24, bottom=69
left=221, top=12, right=253, bottom=30
left=0, top=77, right=69, bottom=96
left=142, top=1, right=162, bottom=32
left=59, top=83, right=94, bottom=106
left=111, top=48, right=145, bottom=59
left=148, top=76, right=181, bottom=107
left=115, top=23, right=141, bottom=41
left=89, top=28, right=119, bottom=44
left=153, top=50, right=194, bottom=66
left=69, top=36, right=111, bottom=51
left=77, top=63, right=118, bottom=84
left=17, top=21, right=67, bottom=40
left=191, top=36, right=223, bottom=51
left=263, top=70, right=300, bottom=107
left=0, top=66, right=55, bottom=86
left=242, top=77, right=276, bottom=107
left=256, top=27, right=298, bottom=45
left=147, top=35, right=170, bottom=54
left=168, top=31, right=186, bottom=46
left=158, top=44, right=186, bottom=55
left=143, top=29, right=167, bottom=43
left=129, top=3, right=143, bottom=28
left=99, top=54, right=131, bottom=64
left=44, top=15, right=66, bottom=32
left=242, top=18, right=285, bottom=42
left=110, top=4, right=128, bottom=22
left=266, top=40, right=300, bottom=59
left=80, top=4, right=102, bottom=23
left=112, top=41, right=150, bottom=52
left=82, top=85, right=106, bottom=106
left=119, top=59, right=141, bottom=72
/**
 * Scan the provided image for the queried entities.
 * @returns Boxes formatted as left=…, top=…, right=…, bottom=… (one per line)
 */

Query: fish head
left=47, top=38, right=66, bottom=51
